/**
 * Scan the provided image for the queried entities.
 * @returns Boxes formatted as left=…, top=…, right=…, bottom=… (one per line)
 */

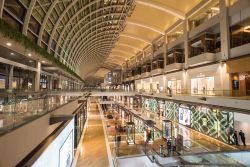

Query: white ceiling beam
left=22, top=0, right=36, bottom=35
left=115, top=43, right=142, bottom=51
left=111, top=49, right=135, bottom=57
left=120, top=33, right=151, bottom=45
left=126, top=20, right=164, bottom=35
left=135, top=0, right=185, bottom=19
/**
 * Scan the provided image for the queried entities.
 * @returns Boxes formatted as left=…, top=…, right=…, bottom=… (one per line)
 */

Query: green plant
left=0, top=19, right=84, bottom=82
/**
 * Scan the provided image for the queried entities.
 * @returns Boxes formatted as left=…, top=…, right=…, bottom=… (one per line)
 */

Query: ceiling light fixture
left=6, top=42, right=12, bottom=46
left=211, top=7, right=220, bottom=11
left=243, top=25, right=250, bottom=33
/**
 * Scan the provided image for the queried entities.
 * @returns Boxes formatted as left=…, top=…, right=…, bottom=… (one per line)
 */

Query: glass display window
left=191, top=76, right=214, bottom=95
left=0, top=76, right=6, bottom=89
left=168, top=80, right=181, bottom=94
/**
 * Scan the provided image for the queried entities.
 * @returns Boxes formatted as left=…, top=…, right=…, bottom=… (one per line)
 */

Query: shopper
left=172, top=136, right=176, bottom=151
left=239, top=130, right=246, bottom=146
left=234, top=131, right=239, bottom=146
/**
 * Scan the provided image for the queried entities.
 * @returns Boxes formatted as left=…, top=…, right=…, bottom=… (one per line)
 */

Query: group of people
left=234, top=130, right=246, bottom=146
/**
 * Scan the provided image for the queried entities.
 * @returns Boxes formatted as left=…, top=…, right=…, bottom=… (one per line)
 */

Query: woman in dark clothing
left=234, top=131, right=239, bottom=146
left=239, top=130, right=246, bottom=146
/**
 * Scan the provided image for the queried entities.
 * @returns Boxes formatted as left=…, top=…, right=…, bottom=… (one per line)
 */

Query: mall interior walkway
left=76, top=99, right=109, bottom=167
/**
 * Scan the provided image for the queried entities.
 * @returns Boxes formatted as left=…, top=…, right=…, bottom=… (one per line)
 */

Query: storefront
left=227, top=56, right=250, bottom=96
left=13, top=67, right=35, bottom=91
left=0, top=62, right=9, bottom=90
left=168, top=79, right=182, bottom=94
left=40, top=74, right=49, bottom=90
left=141, top=96, right=234, bottom=144
left=191, top=76, right=214, bottom=95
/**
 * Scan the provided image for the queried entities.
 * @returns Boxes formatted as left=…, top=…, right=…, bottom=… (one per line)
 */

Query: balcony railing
left=136, top=88, right=250, bottom=98
left=0, top=92, right=78, bottom=135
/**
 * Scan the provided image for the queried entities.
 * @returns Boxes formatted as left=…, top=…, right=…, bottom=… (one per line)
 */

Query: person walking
left=239, top=130, right=246, bottom=146
left=234, top=131, right=239, bottom=146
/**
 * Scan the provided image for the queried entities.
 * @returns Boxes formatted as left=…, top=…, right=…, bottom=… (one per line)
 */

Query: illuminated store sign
left=179, top=105, right=191, bottom=126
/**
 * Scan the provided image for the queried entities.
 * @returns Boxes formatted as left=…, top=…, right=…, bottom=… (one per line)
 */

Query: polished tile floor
left=76, top=100, right=109, bottom=167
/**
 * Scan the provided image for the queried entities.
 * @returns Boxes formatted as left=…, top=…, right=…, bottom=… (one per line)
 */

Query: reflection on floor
left=118, top=156, right=158, bottom=167
left=76, top=99, right=109, bottom=167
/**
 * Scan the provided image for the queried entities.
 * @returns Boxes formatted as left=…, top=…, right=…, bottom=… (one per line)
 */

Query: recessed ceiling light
left=28, top=53, right=32, bottom=57
left=10, top=52, right=15, bottom=56
left=6, top=42, right=12, bottom=46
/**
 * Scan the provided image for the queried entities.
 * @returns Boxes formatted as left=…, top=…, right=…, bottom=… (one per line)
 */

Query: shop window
left=40, top=74, right=48, bottom=89
left=168, top=80, right=181, bottom=94
left=191, top=76, right=214, bottom=95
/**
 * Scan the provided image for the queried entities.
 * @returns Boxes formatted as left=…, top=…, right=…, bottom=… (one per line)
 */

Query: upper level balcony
left=230, top=17, right=250, bottom=58
left=187, top=33, right=218, bottom=67
left=165, top=48, right=184, bottom=72
left=151, top=55, right=164, bottom=76
left=134, top=66, right=142, bottom=79
left=141, top=61, right=151, bottom=78
left=188, top=0, right=220, bottom=36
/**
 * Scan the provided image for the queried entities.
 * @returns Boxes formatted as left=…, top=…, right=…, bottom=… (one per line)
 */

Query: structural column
left=49, top=75, right=53, bottom=90
left=34, top=62, right=41, bottom=92
left=0, top=0, right=5, bottom=19
left=8, top=65, right=13, bottom=91
left=183, top=19, right=189, bottom=92
left=219, top=0, right=230, bottom=60
left=183, top=19, right=189, bottom=69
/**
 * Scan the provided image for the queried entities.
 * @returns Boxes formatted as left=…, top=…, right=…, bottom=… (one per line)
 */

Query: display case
left=144, top=120, right=155, bottom=144
left=162, top=120, right=173, bottom=140
left=126, top=122, right=135, bottom=145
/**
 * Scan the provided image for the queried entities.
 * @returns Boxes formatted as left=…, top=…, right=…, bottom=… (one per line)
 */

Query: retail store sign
left=179, top=105, right=191, bottom=126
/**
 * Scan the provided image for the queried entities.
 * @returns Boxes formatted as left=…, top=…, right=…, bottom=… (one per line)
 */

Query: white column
left=164, top=34, right=167, bottom=68
left=219, top=0, right=230, bottom=60
left=35, top=62, right=41, bottom=92
left=49, top=76, right=53, bottom=90
left=0, top=0, right=5, bottom=19
left=8, top=65, right=13, bottom=90
left=58, top=75, right=62, bottom=90
left=183, top=19, right=189, bottom=69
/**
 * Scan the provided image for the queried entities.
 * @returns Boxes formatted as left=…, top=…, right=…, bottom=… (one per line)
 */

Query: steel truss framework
left=1, top=0, right=134, bottom=78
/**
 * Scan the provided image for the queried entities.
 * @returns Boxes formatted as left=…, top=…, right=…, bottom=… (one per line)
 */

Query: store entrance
left=246, top=75, right=250, bottom=96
